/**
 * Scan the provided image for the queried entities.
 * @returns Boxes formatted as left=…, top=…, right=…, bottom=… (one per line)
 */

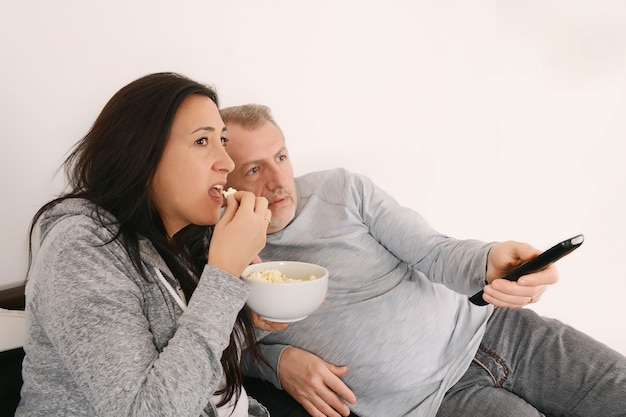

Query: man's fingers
left=483, top=284, right=547, bottom=308
left=326, top=366, right=356, bottom=404
left=306, top=393, right=350, bottom=417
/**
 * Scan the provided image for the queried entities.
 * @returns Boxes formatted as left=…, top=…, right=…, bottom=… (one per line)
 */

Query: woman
left=17, top=72, right=282, bottom=416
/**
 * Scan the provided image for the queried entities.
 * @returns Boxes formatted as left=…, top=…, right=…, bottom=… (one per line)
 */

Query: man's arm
left=242, top=343, right=287, bottom=388
left=352, top=171, right=492, bottom=294
left=353, top=172, right=560, bottom=303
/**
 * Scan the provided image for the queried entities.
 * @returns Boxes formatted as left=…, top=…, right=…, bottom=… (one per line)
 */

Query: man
left=221, top=104, right=626, bottom=417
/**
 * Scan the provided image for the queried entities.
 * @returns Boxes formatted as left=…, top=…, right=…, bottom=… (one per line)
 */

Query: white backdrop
left=1, top=0, right=625, bottom=354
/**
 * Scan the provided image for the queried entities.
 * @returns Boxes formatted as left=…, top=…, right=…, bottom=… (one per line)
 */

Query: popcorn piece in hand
left=222, top=187, right=237, bottom=198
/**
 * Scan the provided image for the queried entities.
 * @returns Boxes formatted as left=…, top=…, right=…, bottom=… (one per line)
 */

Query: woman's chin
left=203, top=213, right=221, bottom=226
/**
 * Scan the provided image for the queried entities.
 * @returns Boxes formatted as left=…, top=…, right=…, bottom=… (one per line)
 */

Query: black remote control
left=469, top=234, right=584, bottom=306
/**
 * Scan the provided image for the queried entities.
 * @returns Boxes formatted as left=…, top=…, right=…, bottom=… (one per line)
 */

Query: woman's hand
left=208, top=191, right=271, bottom=277
left=249, top=310, right=289, bottom=332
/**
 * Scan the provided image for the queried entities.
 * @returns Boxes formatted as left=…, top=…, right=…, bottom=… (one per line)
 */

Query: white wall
left=1, top=0, right=625, bottom=354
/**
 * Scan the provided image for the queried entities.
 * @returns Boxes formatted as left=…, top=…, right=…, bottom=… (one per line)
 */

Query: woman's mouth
left=209, top=184, right=225, bottom=200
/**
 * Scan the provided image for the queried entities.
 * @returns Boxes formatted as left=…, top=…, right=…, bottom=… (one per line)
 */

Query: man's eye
left=247, top=167, right=259, bottom=175
left=195, top=137, right=208, bottom=145
left=221, top=136, right=229, bottom=146
left=277, top=155, right=286, bottom=162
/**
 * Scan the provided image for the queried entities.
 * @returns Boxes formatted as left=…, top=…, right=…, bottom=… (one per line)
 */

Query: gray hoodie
left=17, top=198, right=268, bottom=417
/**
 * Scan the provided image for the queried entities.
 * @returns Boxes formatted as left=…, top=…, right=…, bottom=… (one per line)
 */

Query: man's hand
left=483, top=241, right=559, bottom=308
left=279, top=347, right=356, bottom=417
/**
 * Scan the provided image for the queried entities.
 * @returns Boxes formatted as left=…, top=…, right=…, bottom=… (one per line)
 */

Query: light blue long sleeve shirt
left=247, top=168, right=494, bottom=416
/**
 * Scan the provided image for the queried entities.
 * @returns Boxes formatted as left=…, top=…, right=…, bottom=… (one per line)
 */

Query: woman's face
left=151, top=94, right=234, bottom=236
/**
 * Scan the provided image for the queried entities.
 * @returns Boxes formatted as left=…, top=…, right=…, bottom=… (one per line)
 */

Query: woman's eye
left=195, top=137, right=208, bottom=146
left=221, top=136, right=229, bottom=146
left=247, top=167, right=259, bottom=175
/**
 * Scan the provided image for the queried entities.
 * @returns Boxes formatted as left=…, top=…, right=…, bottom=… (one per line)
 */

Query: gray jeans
left=436, top=307, right=626, bottom=417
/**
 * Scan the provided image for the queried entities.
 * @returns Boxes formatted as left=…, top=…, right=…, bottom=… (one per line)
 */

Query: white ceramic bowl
left=241, top=261, right=329, bottom=322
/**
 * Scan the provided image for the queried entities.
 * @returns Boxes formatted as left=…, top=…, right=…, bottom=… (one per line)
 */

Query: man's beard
left=269, top=204, right=296, bottom=230
left=265, top=189, right=296, bottom=231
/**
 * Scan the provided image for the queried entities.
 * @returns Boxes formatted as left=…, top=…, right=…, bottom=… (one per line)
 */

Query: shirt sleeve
left=242, top=344, right=290, bottom=389
left=350, top=171, right=493, bottom=295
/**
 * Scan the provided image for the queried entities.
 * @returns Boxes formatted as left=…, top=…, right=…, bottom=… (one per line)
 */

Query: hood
left=33, top=198, right=170, bottom=277
left=36, top=198, right=116, bottom=245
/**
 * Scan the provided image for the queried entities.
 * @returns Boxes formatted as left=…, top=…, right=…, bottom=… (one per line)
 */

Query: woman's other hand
left=250, top=310, right=289, bottom=332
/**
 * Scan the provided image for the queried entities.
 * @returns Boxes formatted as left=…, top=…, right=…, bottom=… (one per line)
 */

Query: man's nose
left=265, top=163, right=288, bottom=189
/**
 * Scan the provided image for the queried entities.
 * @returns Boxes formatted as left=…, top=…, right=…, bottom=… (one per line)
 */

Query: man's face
left=224, top=121, right=297, bottom=233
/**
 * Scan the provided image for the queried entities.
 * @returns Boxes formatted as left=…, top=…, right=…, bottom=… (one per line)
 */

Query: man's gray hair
left=220, top=104, right=282, bottom=133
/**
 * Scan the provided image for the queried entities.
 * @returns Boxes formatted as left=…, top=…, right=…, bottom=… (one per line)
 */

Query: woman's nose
left=216, top=145, right=235, bottom=173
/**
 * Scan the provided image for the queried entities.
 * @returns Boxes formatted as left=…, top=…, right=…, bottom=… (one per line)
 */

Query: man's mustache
left=265, top=189, right=291, bottom=203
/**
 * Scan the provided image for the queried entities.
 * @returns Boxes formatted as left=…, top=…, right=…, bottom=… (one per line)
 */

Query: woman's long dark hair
left=28, top=72, right=263, bottom=407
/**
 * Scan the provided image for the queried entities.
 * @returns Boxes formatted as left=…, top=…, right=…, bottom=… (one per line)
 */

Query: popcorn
left=246, top=269, right=316, bottom=283
left=222, top=187, right=237, bottom=198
